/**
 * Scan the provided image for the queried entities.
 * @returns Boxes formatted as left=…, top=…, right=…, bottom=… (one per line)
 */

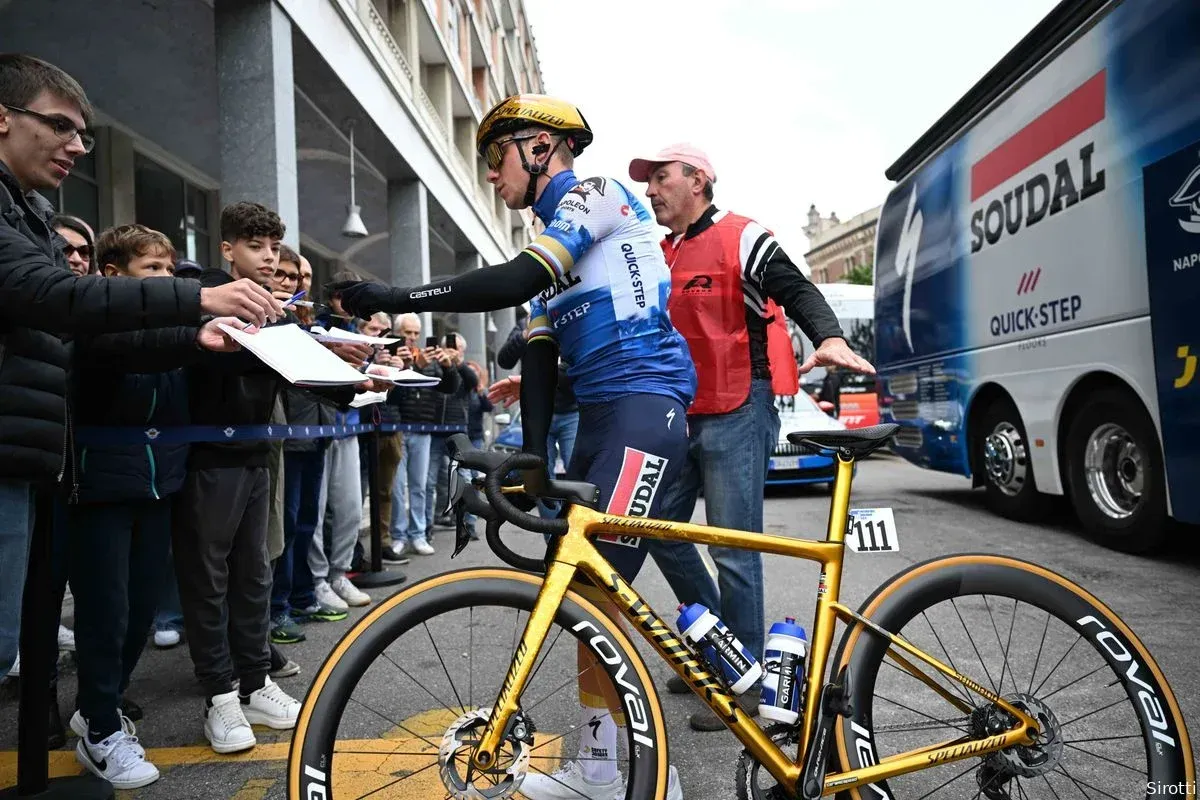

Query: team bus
left=873, top=0, right=1199, bottom=554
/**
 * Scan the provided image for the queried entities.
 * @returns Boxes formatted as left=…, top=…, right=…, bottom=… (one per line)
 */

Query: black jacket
left=437, top=362, right=476, bottom=428
left=185, top=269, right=352, bottom=469
left=392, top=358, right=460, bottom=425
left=496, top=323, right=578, bottom=413
left=0, top=161, right=203, bottom=483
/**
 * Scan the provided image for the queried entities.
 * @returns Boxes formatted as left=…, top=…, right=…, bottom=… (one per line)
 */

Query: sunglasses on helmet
left=483, top=133, right=539, bottom=171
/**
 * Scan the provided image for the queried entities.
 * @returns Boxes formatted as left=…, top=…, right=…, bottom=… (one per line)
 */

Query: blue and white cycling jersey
left=524, top=170, right=696, bottom=407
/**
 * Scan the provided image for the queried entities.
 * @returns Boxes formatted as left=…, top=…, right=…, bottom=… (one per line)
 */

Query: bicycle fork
left=472, top=557, right=577, bottom=770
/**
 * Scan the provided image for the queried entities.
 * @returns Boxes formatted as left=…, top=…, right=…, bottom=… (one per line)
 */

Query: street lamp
left=342, top=119, right=368, bottom=239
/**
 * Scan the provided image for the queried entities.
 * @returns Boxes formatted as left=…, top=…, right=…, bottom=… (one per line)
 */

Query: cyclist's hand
left=488, top=375, right=521, bottom=407
left=325, top=280, right=400, bottom=317
left=199, top=278, right=283, bottom=327
left=798, top=337, right=876, bottom=375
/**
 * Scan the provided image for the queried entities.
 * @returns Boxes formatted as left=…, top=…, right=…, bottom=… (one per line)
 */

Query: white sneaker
left=76, top=730, right=159, bottom=789
left=314, top=580, right=350, bottom=611
left=241, top=676, right=300, bottom=730
left=518, top=760, right=624, bottom=800
left=204, top=690, right=256, bottom=754
left=330, top=576, right=371, bottom=607
left=666, top=765, right=683, bottom=800
left=153, top=629, right=181, bottom=648
left=69, top=710, right=137, bottom=739
left=58, top=625, right=76, bottom=652
left=411, top=538, right=436, bottom=556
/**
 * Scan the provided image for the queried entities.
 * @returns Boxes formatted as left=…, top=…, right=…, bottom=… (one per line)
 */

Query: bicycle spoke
left=1039, top=661, right=1109, bottom=703
left=982, top=595, right=1018, bottom=697
left=1026, top=609, right=1052, bottom=696
left=1041, top=773, right=1064, bottom=800
left=346, top=694, right=444, bottom=752
left=1053, top=764, right=1121, bottom=800
left=919, top=610, right=977, bottom=708
left=1032, top=634, right=1084, bottom=697
left=882, top=656, right=973, bottom=714
left=913, top=761, right=975, bottom=799
left=524, top=625, right=567, bottom=696
left=531, top=708, right=617, bottom=754
left=1058, top=695, right=1128, bottom=730
left=1061, top=733, right=1141, bottom=744
left=951, top=597, right=999, bottom=696
left=525, top=761, right=598, bottom=800
left=377, top=647, right=463, bottom=720
left=424, top=620, right=467, bottom=712
left=1063, top=741, right=1146, bottom=775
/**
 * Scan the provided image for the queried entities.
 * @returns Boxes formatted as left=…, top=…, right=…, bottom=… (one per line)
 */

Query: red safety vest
left=664, top=211, right=799, bottom=416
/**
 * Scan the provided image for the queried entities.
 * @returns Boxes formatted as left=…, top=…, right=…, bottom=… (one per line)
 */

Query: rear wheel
left=976, top=397, right=1049, bottom=521
left=287, top=568, right=671, bottom=799
left=833, top=554, right=1194, bottom=799
left=1063, top=388, right=1168, bottom=553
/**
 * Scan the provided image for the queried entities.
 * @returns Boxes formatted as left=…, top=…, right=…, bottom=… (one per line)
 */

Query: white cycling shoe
left=517, top=761, right=682, bottom=800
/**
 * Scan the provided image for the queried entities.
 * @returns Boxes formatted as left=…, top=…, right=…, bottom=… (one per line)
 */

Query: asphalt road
left=1, top=452, right=1196, bottom=799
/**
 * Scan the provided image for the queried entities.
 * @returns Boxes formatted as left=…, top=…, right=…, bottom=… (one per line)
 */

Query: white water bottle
left=758, top=618, right=807, bottom=724
left=677, top=603, right=763, bottom=695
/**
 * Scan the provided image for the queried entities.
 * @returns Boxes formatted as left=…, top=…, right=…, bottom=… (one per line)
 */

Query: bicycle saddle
left=786, top=423, right=900, bottom=457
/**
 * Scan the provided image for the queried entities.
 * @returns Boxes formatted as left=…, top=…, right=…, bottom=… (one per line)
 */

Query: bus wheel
left=1064, top=389, right=1167, bottom=553
left=978, top=397, right=1048, bottom=520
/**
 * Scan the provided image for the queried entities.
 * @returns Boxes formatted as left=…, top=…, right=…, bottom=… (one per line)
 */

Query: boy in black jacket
left=175, top=203, right=360, bottom=755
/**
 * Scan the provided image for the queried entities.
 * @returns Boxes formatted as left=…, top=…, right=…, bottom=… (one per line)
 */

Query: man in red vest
left=629, top=144, right=875, bottom=730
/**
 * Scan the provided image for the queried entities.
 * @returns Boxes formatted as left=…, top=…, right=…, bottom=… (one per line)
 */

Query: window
left=38, top=149, right=99, bottom=233
left=446, top=0, right=461, bottom=57
left=134, top=154, right=212, bottom=265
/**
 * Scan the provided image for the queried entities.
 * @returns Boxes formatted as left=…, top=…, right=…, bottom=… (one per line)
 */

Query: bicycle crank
left=439, top=707, right=534, bottom=800
left=735, top=723, right=801, bottom=800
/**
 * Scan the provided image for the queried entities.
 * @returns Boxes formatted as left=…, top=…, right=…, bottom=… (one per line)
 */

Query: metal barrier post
left=351, top=422, right=406, bottom=589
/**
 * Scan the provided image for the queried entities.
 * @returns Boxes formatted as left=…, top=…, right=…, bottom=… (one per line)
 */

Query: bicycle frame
left=470, top=455, right=1040, bottom=796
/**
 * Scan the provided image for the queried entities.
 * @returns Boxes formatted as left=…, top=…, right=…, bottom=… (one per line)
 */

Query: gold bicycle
left=288, top=426, right=1194, bottom=799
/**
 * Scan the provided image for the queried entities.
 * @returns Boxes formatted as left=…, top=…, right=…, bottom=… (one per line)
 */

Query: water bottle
left=676, top=603, right=763, bottom=695
left=758, top=618, right=807, bottom=724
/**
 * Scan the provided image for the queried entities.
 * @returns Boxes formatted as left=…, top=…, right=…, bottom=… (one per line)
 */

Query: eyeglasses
left=1, top=104, right=95, bottom=153
left=61, top=243, right=91, bottom=259
left=483, top=134, right=538, bottom=171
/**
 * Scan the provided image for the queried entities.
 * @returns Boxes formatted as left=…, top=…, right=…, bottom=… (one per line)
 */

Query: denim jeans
left=273, top=449, right=324, bottom=616
left=646, top=379, right=780, bottom=660
left=391, top=433, right=431, bottom=544
left=154, top=552, right=185, bottom=634
left=0, top=480, right=33, bottom=677
left=536, top=411, right=580, bottom=519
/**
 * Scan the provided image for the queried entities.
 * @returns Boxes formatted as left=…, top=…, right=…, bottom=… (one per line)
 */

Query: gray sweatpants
left=172, top=465, right=272, bottom=698
left=309, top=436, right=361, bottom=584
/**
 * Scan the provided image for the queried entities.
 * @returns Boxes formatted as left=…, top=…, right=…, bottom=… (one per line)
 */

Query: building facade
left=802, top=203, right=880, bottom=284
left=0, top=0, right=547, bottom=374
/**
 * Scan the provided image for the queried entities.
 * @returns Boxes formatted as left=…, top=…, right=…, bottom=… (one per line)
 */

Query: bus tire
left=977, top=397, right=1048, bottom=521
left=1063, top=388, right=1167, bottom=553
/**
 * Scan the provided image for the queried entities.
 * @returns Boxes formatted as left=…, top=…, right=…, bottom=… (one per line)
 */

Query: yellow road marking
left=0, top=709, right=564, bottom=797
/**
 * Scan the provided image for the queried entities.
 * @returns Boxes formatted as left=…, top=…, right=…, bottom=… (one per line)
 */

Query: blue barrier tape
left=74, top=422, right=465, bottom=446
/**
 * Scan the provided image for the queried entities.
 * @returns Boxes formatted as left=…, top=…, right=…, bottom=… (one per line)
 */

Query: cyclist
left=330, top=93, right=695, bottom=799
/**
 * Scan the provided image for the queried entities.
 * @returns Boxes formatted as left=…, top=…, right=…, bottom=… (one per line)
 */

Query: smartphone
left=384, top=341, right=402, bottom=355
left=426, top=336, right=439, bottom=349
left=443, top=333, right=456, bottom=349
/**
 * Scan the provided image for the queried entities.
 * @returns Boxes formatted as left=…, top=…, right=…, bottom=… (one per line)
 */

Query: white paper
left=218, top=323, right=372, bottom=386
left=350, top=390, right=390, bottom=408
left=308, top=326, right=400, bottom=346
left=365, top=365, right=441, bottom=386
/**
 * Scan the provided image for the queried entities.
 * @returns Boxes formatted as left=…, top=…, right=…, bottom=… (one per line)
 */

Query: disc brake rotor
left=439, top=707, right=532, bottom=800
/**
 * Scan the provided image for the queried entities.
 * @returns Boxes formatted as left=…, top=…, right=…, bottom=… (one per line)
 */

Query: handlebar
left=445, top=434, right=569, bottom=574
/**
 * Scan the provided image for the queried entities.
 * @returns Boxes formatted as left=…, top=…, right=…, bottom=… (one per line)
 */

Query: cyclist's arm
left=386, top=252, right=553, bottom=313
left=741, top=222, right=844, bottom=347
left=518, top=309, right=557, bottom=466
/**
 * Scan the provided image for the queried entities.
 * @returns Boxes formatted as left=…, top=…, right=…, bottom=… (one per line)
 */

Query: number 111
left=852, top=519, right=891, bottom=551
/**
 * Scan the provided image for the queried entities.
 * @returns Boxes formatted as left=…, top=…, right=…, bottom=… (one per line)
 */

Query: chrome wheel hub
left=983, top=422, right=1028, bottom=497
left=1083, top=423, right=1142, bottom=519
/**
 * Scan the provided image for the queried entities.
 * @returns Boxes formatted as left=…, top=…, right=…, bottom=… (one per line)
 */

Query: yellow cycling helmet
left=476, top=94, right=593, bottom=167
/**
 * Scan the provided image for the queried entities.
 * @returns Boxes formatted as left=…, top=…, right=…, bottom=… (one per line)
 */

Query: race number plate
left=846, top=508, right=899, bottom=553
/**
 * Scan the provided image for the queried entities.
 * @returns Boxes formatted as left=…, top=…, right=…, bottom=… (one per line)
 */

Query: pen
left=284, top=289, right=307, bottom=306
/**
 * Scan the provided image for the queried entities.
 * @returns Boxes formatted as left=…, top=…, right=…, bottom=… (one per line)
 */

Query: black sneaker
left=270, top=613, right=307, bottom=644
left=291, top=603, right=349, bottom=623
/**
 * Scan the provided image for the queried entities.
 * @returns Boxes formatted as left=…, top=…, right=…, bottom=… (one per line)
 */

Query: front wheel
left=287, top=567, right=671, bottom=799
left=833, top=554, right=1194, bottom=799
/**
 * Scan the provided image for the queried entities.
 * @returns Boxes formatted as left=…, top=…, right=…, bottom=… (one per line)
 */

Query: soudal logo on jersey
left=969, top=70, right=1108, bottom=254
left=599, top=448, right=669, bottom=549
left=539, top=270, right=581, bottom=301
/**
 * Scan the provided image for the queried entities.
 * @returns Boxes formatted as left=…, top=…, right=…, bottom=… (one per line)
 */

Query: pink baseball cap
left=628, top=143, right=717, bottom=184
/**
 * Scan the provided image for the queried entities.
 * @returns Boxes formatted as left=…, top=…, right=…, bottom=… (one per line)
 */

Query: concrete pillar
left=388, top=178, right=432, bottom=333
left=427, top=63, right=454, bottom=139
left=214, top=0, right=299, bottom=248
left=455, top=252, right=487, bottom=376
